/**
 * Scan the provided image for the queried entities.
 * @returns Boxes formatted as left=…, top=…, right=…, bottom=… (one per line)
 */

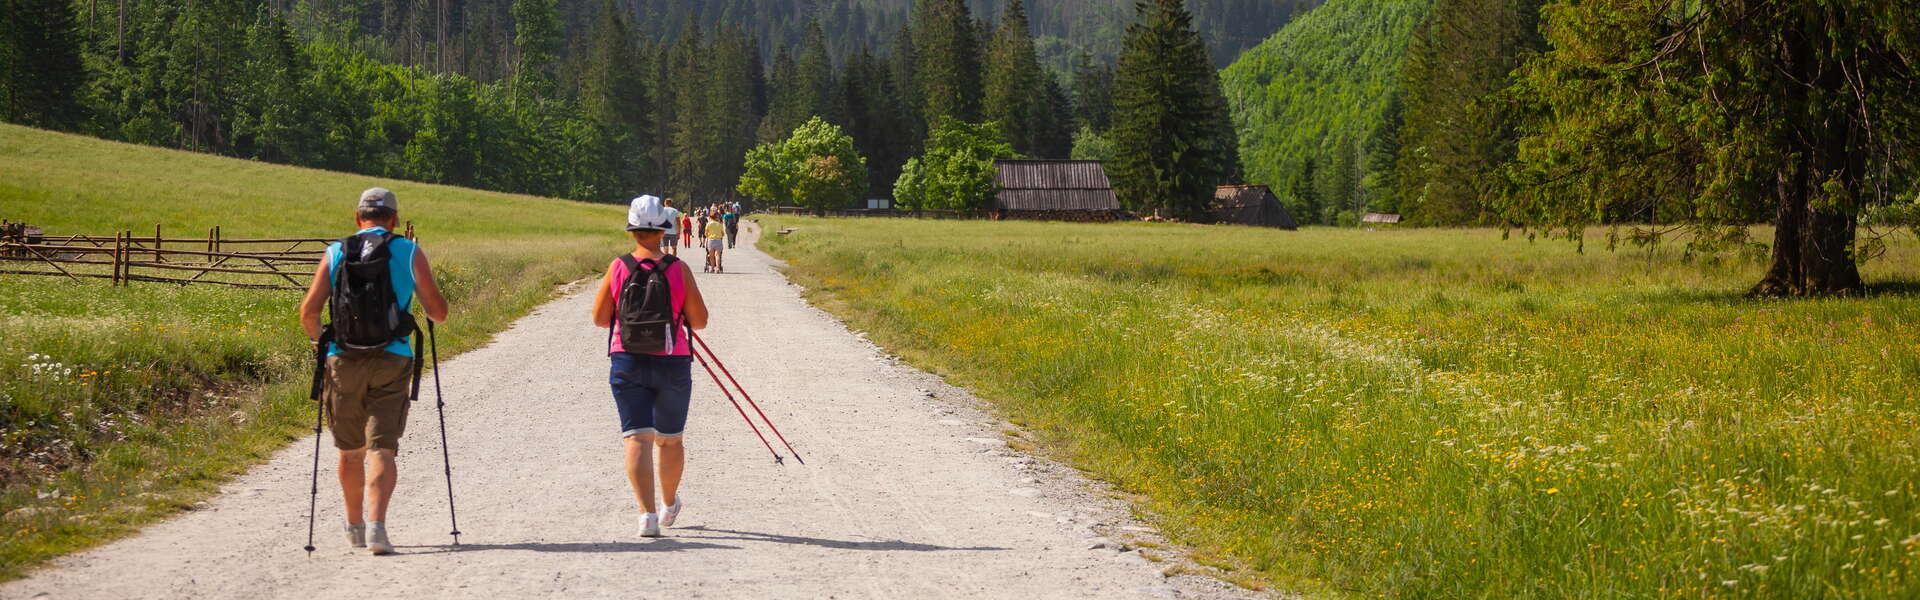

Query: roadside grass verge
left=759, top=216, right=1920, bottom=598
left=0, top=124, right=625, bottom=580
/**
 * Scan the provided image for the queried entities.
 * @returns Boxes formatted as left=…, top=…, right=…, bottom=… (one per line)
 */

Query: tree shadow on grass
left=394, top=538, right=740, bottom=555
left=1628, top=277, right=1920, bottom=306
left=669, top=525, right=1006, bottom=552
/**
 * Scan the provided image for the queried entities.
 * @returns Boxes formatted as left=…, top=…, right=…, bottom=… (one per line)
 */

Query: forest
left=1221, top=0, right=1917, bottom=296
left=4, top=0, right=1917, bottom=295
left=1, top=0, right=1264, bottom=211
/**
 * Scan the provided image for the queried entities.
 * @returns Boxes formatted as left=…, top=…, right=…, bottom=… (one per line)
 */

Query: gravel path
left=3, top=226, right=1261, bottom=600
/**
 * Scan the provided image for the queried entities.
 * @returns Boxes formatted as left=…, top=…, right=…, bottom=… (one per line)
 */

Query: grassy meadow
left=0, top=124, right=626, bottom=579
left=759, top=216, right=1920, bottom=598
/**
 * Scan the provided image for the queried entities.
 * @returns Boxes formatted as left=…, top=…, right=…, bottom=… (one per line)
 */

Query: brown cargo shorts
left=325, top=352, right=413, bottom=452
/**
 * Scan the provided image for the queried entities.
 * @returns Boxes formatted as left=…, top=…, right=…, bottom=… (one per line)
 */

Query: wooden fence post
left=111, top=231, right=122, bottom=286
left=154, top=224, right=163, bottom=264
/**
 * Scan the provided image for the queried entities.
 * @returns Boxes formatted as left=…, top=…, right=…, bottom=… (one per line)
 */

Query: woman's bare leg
left=623, top=434, right=657, bottom=513
left=656, top=436, right=685, bottom=506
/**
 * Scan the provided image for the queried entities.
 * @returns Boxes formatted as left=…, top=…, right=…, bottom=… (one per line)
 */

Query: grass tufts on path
left=761, top=216, right=1920, bottom=598
left=0, top=124, right=626, bottom=580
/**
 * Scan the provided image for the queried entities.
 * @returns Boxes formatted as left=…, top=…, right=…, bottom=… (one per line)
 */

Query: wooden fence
left=764, top=207, right=1122, bottom=222
left=0, top=221, right=411, bottom=291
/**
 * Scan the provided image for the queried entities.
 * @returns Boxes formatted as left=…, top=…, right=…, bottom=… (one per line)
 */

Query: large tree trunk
left=1749, top=156, right=1864, bottom=297
left=1748, top=20, right=1865, bottom=298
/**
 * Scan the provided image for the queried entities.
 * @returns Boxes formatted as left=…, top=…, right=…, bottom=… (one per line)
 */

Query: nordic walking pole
left=693, top=346, right=784, bottom=464
left=303, top=334, right=329, bottom=556
left=303, top=395, right=323, bottom=555
left=428, top=320, right=461, bottom=545
left=688, top=330, right=804, bottom=464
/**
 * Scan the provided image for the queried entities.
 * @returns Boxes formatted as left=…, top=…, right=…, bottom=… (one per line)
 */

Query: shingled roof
left=1212, top=185, right=1298, bottom=230
left=994, top=160, right=1122, bottom=212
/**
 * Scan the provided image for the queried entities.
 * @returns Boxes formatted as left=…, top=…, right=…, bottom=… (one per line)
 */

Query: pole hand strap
left=409, top=327, right=425, bottom=402
left=309, top=326, right=333, bottom=401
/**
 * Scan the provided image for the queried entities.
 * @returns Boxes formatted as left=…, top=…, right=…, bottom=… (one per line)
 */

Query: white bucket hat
left=627, top=195, right=672, bottom=231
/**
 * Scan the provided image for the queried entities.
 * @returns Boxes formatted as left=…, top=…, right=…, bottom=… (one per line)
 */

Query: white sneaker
left=366, top=522, right=394, bottom=555
left=345, top=523, right=366, bottom=548
left=662, top=500, right=685, bottom=528
left=638, top=512, right=662, bottom=538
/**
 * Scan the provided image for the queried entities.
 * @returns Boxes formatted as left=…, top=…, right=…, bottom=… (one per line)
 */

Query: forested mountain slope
left=1220, top=0, right=1428, bottom=224
left=302, top=0, right=1320, bottom=74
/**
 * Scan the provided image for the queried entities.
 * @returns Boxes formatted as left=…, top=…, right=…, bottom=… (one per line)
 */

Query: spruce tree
left=1108, top=0, right=1239, bottom=219
left=510, top=0, right=562, bottom=103
left=982, top=0, right=1048, bottom=156
left=795, top=20, right=835, bottom=125
left=910, top=0, right=981, bottom=124
left=1071, top=51, right=1114, bottom=132
left=666, top=25, right=709, bottom=200
left=0, top=0, right=87, bottom=129
left=1396, top=0, right=1545, bottom=225
left=578, top=0, right=651, bottom=196
left=703, top=26, right=757, bottom=201
left=233, top=6, right=311, bottom=164
left=761, top=46, right=803, bottom=142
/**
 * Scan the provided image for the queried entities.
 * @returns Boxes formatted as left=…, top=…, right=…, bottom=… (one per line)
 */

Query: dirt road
left=3, top=227, right=1257, bottom=599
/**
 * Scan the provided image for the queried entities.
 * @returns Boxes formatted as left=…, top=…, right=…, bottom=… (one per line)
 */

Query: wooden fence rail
left=0, top=220, right=407, bottom=291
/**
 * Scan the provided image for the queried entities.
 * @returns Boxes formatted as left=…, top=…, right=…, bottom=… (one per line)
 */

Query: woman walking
left=592, top=195, right=709, bottom=537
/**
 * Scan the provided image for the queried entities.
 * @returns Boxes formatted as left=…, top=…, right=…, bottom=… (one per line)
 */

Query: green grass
left=0, top=124, right=626, bottom=580
left=759, top=216, right=1920, bottom=598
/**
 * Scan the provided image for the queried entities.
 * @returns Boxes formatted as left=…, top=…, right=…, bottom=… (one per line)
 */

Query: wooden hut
left=1211, top=185, right=1298, bottom=230
left=993, top=160, right=1123, bottom=221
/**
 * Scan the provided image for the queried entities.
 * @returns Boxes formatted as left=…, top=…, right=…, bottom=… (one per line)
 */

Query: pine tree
left=1108, top=0, right=1238, bottom=219
left=0, top=0, right=87, bottom=129
left=910, top=0, right=981, bottom=124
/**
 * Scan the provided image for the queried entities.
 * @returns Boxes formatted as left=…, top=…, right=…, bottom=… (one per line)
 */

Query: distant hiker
left=298, top=187, right=450, bottom=555
left=592, top=195, right=710, bottom=538
left=683, top=210, right=698, bottom=248
left=704, top=213, right=727, bottom=273
left=722, top=208, right=739, bottom=249
left=661, top=197, right=682, bottom=257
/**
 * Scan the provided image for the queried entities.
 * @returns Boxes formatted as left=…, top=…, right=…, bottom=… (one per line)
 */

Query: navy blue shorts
left=609, top=353, right=693, bottom=438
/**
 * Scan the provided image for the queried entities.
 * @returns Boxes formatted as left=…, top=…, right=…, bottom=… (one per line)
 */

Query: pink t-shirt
left=607, top=255, right=692, bottom=356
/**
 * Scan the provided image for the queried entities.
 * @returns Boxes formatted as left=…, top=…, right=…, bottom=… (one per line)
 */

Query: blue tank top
left=325, top=227, right=418, bottom=357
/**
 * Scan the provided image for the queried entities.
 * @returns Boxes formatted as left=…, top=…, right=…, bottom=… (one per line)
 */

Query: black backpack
left=612, top=254, right=682, bottom=354
left=328, top=232, right=417, bottom=354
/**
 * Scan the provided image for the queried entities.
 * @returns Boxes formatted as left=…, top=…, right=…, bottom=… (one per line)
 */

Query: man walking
left=661, top=197, right=683, bottom=256
left=722, top=207, right=739, bottom=249
left=298, top=187, right=450, bottom=555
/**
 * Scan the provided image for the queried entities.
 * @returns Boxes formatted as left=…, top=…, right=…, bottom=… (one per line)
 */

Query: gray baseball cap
left=358, top=187, right=397, bottom=210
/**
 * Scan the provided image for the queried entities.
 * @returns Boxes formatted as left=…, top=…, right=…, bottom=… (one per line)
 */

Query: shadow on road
left=395, top=539, right=740, bottom=554
left=671, top=525, right=1007, bottom=552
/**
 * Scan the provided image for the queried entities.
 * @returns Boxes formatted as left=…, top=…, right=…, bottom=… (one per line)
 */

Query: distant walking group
left=659, top=199, right=741, bottom=273
left=301, top=189, right=747, bottom=555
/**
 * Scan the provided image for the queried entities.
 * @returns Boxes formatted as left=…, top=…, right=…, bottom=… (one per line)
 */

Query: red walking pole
left=693, top=345, right=785, bottom=465
left=688, top=330, right=805, bottom=464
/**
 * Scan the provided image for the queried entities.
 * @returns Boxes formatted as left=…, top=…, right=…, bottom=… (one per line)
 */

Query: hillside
left=336, top=0, right=1320, bottom=73
left=0, top=123, right=625, bottom=578
left=1220, top=0, right=1429, bottom=224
